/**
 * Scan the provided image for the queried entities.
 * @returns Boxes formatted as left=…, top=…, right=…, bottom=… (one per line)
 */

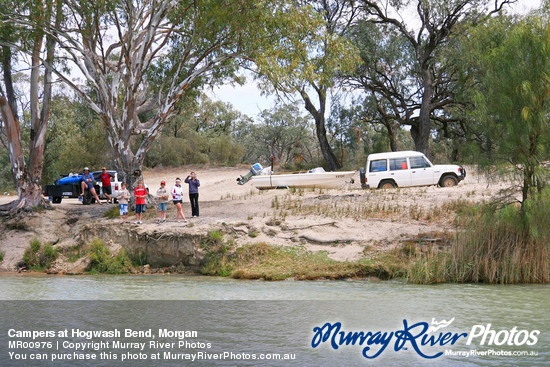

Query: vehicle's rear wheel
left=83, top=190, right=93, bottom=205
left=52, top=196, right=62, bottom=204
left=379, top=180, right=396, bottom=189
left=440, top=175, right=458, bottom=187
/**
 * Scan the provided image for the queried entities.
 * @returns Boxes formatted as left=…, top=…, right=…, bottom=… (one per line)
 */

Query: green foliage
left=458, top=16, right=550, bottom=202
left=408, top=189, right=550, bottom=284
left=87, top=239, right=133, bottom=274
left=43, top=96, right=111, bottom=184
left=22, top=238, right=59, bottom=270
left=202, top=241, right=409, bottom=281
left=103, top=206, right=120, bottom=219
left=145, top=95, right=248, bottom=167
left=235, top=103, right=319, bottom=166
left=0, top=250, right=5, bottom=263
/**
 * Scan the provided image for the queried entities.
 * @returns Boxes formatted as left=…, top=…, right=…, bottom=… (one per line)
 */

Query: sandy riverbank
left=0, top=165, right=507, bottom=273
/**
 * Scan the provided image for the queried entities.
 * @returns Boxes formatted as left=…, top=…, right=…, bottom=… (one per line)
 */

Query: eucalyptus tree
left=0, top=0, right=63, bottom=211
left=254, top=0, right=362, bottom=171
left=10, top=0, right=320, bottom=190
left=459, top=16, right=550, bottom=205
left=355, top=0, right=515, bottom=156
left=346, top=21, right=416, bottom=152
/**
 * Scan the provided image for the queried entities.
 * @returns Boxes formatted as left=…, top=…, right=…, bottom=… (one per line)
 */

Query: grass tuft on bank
left=408, top=190, right=550, bottom=284
left=87, top=239, right=134, bottom=274
left=202, top=241, right=409, bottom=281
left=22, top=238, right=59, bottom=271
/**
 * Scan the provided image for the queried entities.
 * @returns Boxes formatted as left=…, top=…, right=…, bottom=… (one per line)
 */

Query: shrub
left=408, top=189, right=550, bottom=284
left=0, top=250, right=5, bottom=263
left=88, top=239, right=133, bottom=274
left=22, top=239, right=59, bottom=270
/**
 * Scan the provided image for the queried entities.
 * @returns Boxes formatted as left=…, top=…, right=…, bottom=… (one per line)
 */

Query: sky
left=205, top=0, right=544, bottom=118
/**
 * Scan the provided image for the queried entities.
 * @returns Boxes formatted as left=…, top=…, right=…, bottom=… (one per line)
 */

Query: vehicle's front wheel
left=440, top=175, right=458, bottom=187
left=379, top=180, right=397, bottom=189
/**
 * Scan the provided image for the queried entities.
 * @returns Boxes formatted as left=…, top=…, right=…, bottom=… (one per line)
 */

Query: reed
left=408, top=190, right=550, bottom=284
left=22, top=238, right=59, bottom=271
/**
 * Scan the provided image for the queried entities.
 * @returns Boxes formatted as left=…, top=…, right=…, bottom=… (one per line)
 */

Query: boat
left=249, top=167, right=355, bottom=189
left=57, top=174, right=82, bottom=185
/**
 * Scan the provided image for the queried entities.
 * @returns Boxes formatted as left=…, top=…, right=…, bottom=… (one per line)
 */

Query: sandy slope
left=0, top=165, right=510, bottom=271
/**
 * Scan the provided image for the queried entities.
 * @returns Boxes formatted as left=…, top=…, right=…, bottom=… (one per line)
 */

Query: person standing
left=116, top=182, right=131, bottom=222
left=80, top=167, right=102, bottom=205
left=171, top=178, right=187, bottom=223
left=99, top=167, right=113, bottom=203
left=184, top=172, right=200, bottom=217
left=156, top=181, right=169, bottom=223
left=134, top=180, right=147, bottom=224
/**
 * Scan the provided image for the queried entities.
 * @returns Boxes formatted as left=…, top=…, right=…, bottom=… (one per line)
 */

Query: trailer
left=43, top=181, right=100, bottom=205
left=43, top=170, right=121, bottom=204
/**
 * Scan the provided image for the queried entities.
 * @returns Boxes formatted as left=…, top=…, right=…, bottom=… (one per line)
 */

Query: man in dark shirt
left=80, top=167, right=102, bottom=205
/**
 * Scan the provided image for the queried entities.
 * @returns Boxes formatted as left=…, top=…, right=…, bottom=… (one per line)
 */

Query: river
left=0, top=275, right=548, bottom=366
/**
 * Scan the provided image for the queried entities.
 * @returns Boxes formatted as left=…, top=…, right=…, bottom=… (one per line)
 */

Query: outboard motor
left=237, top=163, right=263, bottom=185
left=359, top=167, right=368, bottom=189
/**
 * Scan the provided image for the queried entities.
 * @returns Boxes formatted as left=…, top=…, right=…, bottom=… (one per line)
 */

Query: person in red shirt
left=134, top=180, right=147, bottom=224
left=99, top=167, right=113, bottom=203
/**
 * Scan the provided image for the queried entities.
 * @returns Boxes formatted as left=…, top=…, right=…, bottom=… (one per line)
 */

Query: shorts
left=158, top=202, right=167, bottom=212
left=119, top=204, right=128, bottom=216
left=135, top=204, right=146, bottom=213
left=173, top=200, right=182, bottom=205
left=103, top=185, right=112, bottom=195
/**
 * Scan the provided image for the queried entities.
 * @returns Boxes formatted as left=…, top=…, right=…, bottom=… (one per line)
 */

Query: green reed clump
left=88, top=239, right=133, bottom=274
left=408, top=189, right=550, bottom=284
left=201, top=230, right=234, bottom=276
left=22, top=238, right=59, bottom=270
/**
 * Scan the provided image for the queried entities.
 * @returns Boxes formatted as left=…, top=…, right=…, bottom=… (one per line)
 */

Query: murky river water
left=0, top=275, right=548, bottom=366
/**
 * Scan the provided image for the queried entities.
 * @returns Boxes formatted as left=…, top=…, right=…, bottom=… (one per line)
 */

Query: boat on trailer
left=237, top=164, right=355, bottom=189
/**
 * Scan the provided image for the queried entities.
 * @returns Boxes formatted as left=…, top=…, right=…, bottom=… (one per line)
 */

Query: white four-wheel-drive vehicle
left=359, top=151, right=466, bottom=189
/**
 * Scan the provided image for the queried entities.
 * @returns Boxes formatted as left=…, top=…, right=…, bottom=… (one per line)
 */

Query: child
left=134, top=180, right=147, bottom=224
left=156, top=181, right=169, bottom=223
left=116, top=182, right=131, bottom=222
left=171, top=178, right=188, bottom=223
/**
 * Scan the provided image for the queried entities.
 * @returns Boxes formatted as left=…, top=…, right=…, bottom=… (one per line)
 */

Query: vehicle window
left=390, top=158, right=408, bottom=171
left=409, top=156, right=430, bottom=169
left=369, top=159, right=387, bottom=172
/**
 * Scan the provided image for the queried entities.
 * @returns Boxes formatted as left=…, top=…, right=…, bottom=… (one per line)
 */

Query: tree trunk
left=384, top=122, right=398, bottom=152
left=0, top=0, right=60, bottom=213
left=0, top=96, right=49, bottom=211
left=300, top=88, right=341, bottom=171
left=315, top=114, right=341, bottom=170
left=412, top=67, right=433, bottom=156
left=0, top=96, right=26, bottom=195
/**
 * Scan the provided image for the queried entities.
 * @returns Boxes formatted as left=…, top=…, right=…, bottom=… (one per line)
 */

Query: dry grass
left=271, top=191, right=472, bottom=223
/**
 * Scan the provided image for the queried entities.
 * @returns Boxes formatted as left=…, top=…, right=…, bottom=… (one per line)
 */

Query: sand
left=0, top=164, right=511, bottom=271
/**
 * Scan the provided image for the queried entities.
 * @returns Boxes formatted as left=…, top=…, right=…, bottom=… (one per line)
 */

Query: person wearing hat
left=99, top=167, right=113, bottom=203
left=171, top=178, right=187, bottom=223
left=156, top=180, right=169, bottom=223
left=80, top=167, right=102, bottom=205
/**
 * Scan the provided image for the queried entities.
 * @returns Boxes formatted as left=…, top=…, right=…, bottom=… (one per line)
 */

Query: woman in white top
left=171, top=178, right=187, bottom=222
